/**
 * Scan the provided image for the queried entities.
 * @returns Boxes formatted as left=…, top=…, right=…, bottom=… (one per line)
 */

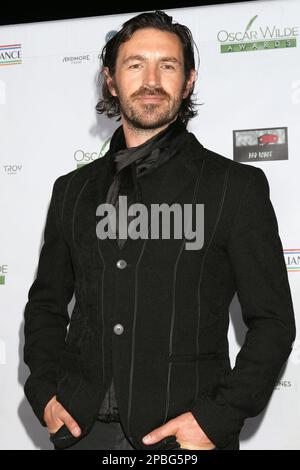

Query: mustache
left=132, top=88, right=169, bottom=98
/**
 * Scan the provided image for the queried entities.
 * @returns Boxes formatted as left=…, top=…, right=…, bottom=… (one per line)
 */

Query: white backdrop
left=0, top=0, right=299, bottom=450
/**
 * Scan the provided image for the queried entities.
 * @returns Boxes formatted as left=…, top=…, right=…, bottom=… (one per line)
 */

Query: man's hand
left=142, top=412, right=216, bottom=450
left=44, top=395, right=81, bottom=437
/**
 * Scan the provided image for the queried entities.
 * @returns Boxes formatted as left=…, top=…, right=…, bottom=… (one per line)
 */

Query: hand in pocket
left=44, top=395, right=81, bottom=437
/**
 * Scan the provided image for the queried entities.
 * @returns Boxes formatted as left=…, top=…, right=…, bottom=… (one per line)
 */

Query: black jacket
left=23, top=131, right=296, bottom=450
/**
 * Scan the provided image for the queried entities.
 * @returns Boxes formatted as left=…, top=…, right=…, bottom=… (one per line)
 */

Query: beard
left=113, top=81, right=186, bottom=130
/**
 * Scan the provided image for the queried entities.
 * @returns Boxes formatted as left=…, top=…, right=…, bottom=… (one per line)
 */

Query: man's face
left=105, top=28, right=196, bottom=130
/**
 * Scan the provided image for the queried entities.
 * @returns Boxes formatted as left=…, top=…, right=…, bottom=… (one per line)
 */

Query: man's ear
left=183, top=69, right=196, bottom=99
left=103, top=66, right=117, bottom=97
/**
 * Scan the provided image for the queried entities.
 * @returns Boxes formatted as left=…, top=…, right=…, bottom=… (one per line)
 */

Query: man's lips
left=137, top=95, right=165, bottom=102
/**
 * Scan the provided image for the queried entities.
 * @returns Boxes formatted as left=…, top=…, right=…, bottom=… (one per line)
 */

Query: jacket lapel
left=84, top=150, right=119, bottom=253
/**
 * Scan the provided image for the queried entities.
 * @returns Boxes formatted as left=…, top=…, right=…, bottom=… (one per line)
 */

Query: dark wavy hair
left=95, top=10, right=200, bottom=126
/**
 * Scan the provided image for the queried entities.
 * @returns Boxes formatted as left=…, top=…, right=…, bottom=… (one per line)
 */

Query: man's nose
left=142, top=64, right=161, bottom=89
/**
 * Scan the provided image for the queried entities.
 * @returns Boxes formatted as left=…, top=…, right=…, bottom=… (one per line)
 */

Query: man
left=23, top=10, right=296, bottom=451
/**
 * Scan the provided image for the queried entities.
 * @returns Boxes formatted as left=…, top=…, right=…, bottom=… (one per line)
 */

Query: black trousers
left=54, top=420, right=136, bottom=450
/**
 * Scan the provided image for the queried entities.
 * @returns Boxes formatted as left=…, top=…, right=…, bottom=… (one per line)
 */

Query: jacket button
left=113, top=323, right=124, bottom=335
left=116, top=259, right=127, bottom=269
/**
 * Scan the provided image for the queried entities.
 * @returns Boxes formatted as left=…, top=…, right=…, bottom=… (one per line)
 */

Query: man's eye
left=129, top=64, right=142, bottom=69
left=162, top=64, right=175, bottom=70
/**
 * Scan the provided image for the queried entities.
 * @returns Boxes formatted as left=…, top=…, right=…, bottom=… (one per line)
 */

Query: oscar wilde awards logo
left=74, top=138, right=111, bottom=168
left=233, top=127, right=288, bottom=162
left=0, top=264, right=7, bottom=285
left=217, top=14, right=298, bottom=53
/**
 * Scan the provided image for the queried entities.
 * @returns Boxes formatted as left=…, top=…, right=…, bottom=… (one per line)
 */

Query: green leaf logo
left=99, top=137, right=111, bottom=157
left=245, top=15, right=258, bottom=33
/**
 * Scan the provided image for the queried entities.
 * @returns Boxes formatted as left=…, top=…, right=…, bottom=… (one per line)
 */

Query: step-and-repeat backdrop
left=0, top=0, right=299, bottom=449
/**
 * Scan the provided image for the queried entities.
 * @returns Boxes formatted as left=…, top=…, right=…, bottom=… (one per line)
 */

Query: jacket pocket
left=50, top=423, right=88, bottom=449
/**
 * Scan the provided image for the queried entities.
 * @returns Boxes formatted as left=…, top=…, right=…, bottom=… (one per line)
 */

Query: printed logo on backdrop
left=218, top=15, right=298, bottom=53
left=74, top=138, right=111, bottom=168
left=0, top=44, right=22, bottom=66
left=284, top=249, right=300, bottom=272
left=233, top=127, right=288, bottom=162
left=274, top=380, right=294, bottom=391
left=0, top=265, right=7, bottom=285
left=3, top=165, right=22, bottom=175
left=63, top=32, right=118, bottom=65
left=62, top=54, right=91, bottom=65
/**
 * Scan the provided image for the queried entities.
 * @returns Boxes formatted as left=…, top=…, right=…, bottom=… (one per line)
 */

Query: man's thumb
left=63, top=413, right=81, bottom=437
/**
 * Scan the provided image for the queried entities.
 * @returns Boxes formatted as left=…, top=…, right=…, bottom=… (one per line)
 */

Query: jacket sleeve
left=23, top=177, right=74, bottom=427
left=190, top=166, right=296, bottom=449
